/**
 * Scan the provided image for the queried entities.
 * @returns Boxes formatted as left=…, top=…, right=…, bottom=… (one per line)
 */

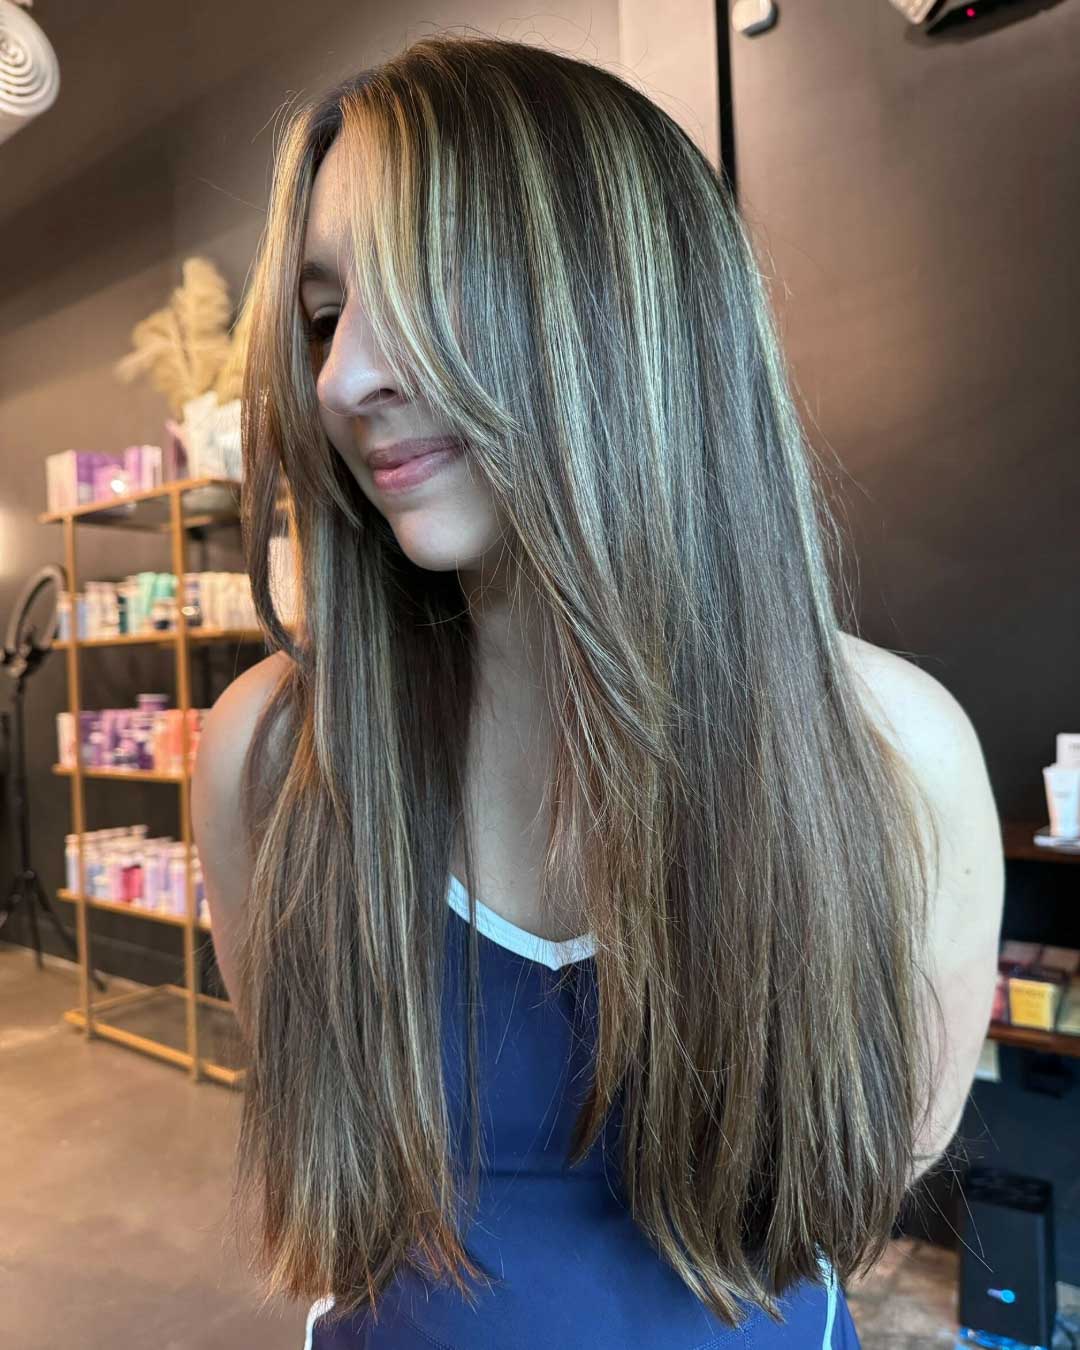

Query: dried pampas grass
left=214, top=289, right=254, bottom=405
left=114, top=257, right=246, bottom=416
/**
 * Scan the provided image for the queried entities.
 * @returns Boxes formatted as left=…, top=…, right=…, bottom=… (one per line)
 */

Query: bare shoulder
left=838, top=631, right=974, bottom=759
left=191, top=650, right=294, bottom=1006
left=838, top=630, right=1005, bottom=1167
left=837, top=629, right=1003, bottom=871
left=192, top=649, right=293, bottom=839
left=195, top=650, right=294, bottom=777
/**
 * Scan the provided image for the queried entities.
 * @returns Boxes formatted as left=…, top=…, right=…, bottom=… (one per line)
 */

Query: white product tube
left=1043, top=764, right=1080, bottom=839
left=1056, top=733, right=1080, bottom=770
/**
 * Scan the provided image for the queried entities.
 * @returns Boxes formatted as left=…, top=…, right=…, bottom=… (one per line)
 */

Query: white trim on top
left=817, top=1251, right=838, bottom=1349
left=302, top=1296, right=335, bottom=1350
left=447, top=873, right=596, bottom=970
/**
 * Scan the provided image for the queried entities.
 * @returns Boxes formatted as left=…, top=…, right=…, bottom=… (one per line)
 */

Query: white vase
left=181, top=392, right=220, bottom=479
left=211, top=398, right=243, bottom=481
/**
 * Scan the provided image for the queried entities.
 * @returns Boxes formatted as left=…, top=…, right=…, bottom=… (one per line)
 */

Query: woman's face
left=299, top=136, right=504, bottom=580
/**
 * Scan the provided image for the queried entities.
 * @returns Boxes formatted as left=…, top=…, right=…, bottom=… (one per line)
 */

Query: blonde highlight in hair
left=235, top=33, right=943, bottom=1328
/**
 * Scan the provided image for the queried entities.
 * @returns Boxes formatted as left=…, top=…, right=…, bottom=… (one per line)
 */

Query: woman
left=192, top=33, right=1004, bottom=1350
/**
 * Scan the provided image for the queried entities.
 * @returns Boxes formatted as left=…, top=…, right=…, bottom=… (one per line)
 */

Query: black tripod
left=0, top=564, right=105, bottom=988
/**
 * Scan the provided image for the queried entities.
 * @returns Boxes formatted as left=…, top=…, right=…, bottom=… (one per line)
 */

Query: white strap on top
left=447, top=873, right=596, bottom=970
left=817, top=1250, right=838, bottom=1348
left=303, top=1296, right=335, bottom=1349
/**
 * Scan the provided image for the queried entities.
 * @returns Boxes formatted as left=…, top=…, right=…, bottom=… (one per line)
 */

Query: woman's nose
left=315, top=303, right=402, bottom=419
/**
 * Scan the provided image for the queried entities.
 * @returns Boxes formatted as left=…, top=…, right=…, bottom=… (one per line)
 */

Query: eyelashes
left=302, top=312, right=338, bottom=346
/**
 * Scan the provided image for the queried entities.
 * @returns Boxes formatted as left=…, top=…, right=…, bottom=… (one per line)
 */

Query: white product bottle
left=65, top=834, right=80, bottom=893
left=85, top=844, right=105, bottom=898
left=167, top=845, right=190, bottom=917
left=56, top=712, right=75, bottom=767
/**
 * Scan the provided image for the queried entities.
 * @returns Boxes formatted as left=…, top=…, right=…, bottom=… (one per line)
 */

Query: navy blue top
left=305, top=877, right=861, bottom=1349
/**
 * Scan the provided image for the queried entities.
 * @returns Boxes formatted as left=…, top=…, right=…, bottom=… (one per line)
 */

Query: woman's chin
left=389, top=511, right=505, bottom=578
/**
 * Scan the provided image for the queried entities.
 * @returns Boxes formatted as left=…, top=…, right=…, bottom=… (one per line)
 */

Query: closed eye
left=303, top=312, right=338, bottom=345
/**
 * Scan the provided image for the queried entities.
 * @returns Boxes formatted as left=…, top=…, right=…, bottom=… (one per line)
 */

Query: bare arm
left=190, top=651, right=293, bottom=1035
left=845, top=637, right=1006, bottom=1187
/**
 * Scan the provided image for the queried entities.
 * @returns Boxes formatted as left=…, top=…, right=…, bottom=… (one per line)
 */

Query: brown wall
left=728, top=0, right=1080, bottom=822
left=723, top=0, right=1080, bottom=1279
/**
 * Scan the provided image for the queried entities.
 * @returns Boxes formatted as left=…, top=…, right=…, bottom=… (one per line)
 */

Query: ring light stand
left=0, top=564, right=105, bottom=988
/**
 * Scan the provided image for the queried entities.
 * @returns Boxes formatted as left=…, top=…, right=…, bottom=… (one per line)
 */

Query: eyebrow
left=298, top=259, right=341, bottom=289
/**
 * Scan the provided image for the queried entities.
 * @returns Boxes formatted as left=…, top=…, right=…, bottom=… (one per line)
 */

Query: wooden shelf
left=50, top=472, right=240, bottom=1086
left=62, top=985, right=243, bottom=1087
left=1002, top=820, right=1080, bottom=864
left=38, top=476, right=244, bottom=532
left=54, top=627, right=264, bottom=649
left=988, top=1021, right=1080, bottom=1057
left=52, top=764, right=185, bottom=783
left=58, top=888, right=211, bottom=931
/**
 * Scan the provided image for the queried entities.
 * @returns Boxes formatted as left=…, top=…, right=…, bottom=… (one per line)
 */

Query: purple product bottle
left=129, top=710, right=152, bottom=770
left=99, top=712, right=118, bottom=766
left=79, top=711, right=98, bottom=767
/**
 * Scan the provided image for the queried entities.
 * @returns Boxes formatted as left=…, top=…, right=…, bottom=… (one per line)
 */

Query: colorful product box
left=995, top=941, right=1080, bottom=1033
left=1007, top=967, right=1067, bottom=1031
left=45, top=451, right=117, bottom=512
left=44, top=445, right=165, bottom=512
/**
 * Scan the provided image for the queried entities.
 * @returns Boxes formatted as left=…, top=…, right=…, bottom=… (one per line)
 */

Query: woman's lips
left=369, top=442, right=464, bottom=492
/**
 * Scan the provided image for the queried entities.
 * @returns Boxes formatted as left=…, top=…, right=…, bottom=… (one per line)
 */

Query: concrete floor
left=0, top=943, right=306, bottom=1350
left=4, top=940, right=1078, bottom=1349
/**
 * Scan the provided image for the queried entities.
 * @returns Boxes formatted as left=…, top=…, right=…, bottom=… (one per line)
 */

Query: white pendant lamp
left=0, top=0, right=59, bottom=148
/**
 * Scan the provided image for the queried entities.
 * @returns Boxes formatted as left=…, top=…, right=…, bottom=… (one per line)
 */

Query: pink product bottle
left=104, top=848, right=125, bottom=903
left=149, top=713, right=168, bottom=774
left=185, top=708, right=203, bottom=771
left=123, top=445, right=163, bottom=494
left=123, top=849, right=143, bottom=904
left=164, top=710, right=184, bottom=776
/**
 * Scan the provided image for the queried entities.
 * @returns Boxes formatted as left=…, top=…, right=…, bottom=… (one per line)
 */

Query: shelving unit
left=39, top=476, right=263, bottom=1087
left=988, top=819, right=1080, bottom=1059
left=1001, top=819, right=1080, bottom=867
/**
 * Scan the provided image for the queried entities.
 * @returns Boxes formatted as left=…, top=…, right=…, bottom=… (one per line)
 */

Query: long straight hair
left=235, top=33, right=943, bottom=1327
